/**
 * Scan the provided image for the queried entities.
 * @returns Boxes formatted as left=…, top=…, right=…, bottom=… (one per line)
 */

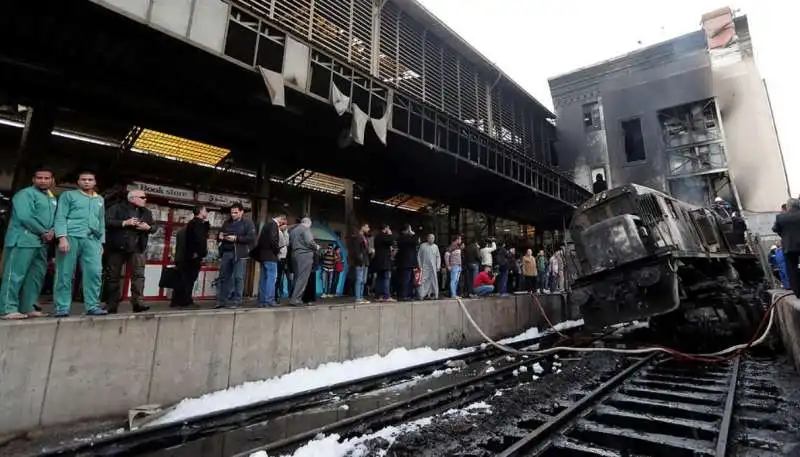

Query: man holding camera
left=216, top=203, right=256, bottom=308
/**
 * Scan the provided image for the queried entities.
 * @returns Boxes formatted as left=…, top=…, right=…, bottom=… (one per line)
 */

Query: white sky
left=417, top=0, right=797, bottom=195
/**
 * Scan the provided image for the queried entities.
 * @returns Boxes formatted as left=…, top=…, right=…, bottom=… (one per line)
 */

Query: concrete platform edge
left=0, top=294, right=573, bottom=434
left=770, top=289, right=800, bottom=375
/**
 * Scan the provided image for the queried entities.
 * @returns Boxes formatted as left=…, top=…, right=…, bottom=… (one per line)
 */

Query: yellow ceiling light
left=132, top=128, right=230, bottom=166
left=284, top=169, right=348, bottom=195
left=377, top=194, right=436, bottom=212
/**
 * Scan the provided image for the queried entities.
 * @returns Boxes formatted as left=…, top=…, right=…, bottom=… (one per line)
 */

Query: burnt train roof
left=577, top=184, right=701, bottom=213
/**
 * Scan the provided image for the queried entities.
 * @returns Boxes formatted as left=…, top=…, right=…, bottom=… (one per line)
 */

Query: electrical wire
left=456, top=290, right=793, bottom=363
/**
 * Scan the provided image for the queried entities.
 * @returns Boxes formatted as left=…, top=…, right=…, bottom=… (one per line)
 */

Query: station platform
left=0, top=293, right=576, bottom=435
left=772, top=289, right=800, bottom=374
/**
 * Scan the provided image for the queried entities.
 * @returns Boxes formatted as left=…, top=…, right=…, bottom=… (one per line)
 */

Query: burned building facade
left=548, top=7, right=789, bottom=228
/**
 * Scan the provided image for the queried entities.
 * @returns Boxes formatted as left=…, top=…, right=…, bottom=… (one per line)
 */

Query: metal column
left=486, top=215, right=497, bottom=238
left=11, top=105, right=55, bottom=192
left=344, top=179, right=356, bottom=236
left=254, top=162, right=271, bottom=224
left=448, top=206, right=461, bottom=242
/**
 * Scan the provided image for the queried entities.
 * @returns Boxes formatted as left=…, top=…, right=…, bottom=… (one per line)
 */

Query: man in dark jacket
left=371, top=224, right=394, bottom=302
left=349, top=223, right=372, bottom=303
left=463, top=240, right=480, bottom=298
left=171, top=205, right=210, bottom=308
left=104, top=189, right=156, bottom=313
left=395, top=224, right=419, bottom=301
left=254, top=212, right=286, bottom=307
left=773, top=198, right=800, bottom=298
left=216, top=203, right=256, bottom=308
left=495, top=243, right=512, bottom=297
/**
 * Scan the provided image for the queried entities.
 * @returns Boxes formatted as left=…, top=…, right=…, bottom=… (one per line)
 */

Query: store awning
left=130, top=127, right=231, bottom=167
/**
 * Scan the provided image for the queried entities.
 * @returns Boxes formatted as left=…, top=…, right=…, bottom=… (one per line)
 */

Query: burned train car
left=569, top=184, right=764, bottom=335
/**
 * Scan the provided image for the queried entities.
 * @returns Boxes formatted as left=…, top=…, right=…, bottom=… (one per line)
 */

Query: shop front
left=117, top=181, right=252, bottom=302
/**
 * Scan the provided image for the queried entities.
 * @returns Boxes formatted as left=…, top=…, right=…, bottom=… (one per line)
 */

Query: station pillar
left=302, top=194, right=311, bottom=218
left=11, top=105, right=55, bottom=192
left=448, top=206, right=461, bottom=242
left=344, top=179, right=356, bottom=236
left=486, top=215, right=497, bottom=238
left=254, top=162, right=271, bottom=224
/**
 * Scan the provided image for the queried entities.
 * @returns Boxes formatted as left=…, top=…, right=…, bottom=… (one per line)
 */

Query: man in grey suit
left=289, top=217, right=318, bottom=306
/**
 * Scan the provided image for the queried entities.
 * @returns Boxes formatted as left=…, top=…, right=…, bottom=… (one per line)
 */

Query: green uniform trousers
left=0, top=246, right=48, bottom=314
left=54, top=236, right=103, bottom=314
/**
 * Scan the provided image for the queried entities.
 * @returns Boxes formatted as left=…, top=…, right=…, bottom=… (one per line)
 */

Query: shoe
left=25, top=311, right=46, bottom=318
left=86, top=308, right=108, bottom=316
left=133, top=305, right=150, bottom=313
left=1, top=312, right=27, bottom=320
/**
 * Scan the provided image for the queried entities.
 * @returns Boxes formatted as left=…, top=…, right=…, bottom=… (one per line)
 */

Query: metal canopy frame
left=223, top=2, right=590, bottom=208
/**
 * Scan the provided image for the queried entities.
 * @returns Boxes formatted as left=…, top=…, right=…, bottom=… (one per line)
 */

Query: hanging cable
left=456, top=291, right=792, bottom=364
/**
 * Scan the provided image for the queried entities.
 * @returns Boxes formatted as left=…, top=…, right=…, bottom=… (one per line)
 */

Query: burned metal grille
left=229, top=0, right=546, bottom=156
left=224, top=0, right=592, bottom=207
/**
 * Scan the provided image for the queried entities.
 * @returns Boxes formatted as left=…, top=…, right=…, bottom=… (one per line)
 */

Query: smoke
left=670, top=175, right=711, bottom=206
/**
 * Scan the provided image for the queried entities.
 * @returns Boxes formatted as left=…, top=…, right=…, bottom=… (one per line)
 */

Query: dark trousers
left=785, top=251, right=800, bottom=297
left=523, top=275, right=536, bottom=292
left=400, top=268, right=414, bottom=300
left=276, top=258, right=288, bottom=299
left=172, top=259, right=202, bottom=307
left=466, top=263, right=479, bottom=296
left=105, top=250, right=146, bottom=312
left=537, top=271, right=547, bottom=290
left=303, top=268, right=318, bottom=303
left=376, top=270, right=391, bottom=299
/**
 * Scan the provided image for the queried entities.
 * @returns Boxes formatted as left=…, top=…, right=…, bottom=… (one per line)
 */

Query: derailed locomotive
left=569, top=184, right=765, bottom=340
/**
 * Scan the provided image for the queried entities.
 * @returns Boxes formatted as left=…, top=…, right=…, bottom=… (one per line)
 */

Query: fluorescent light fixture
left=132, top=128, right=230, bottom=167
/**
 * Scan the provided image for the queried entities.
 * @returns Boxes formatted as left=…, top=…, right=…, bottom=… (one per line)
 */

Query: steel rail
left=715, top=356, right=741, bottom=457
left=497, top=352, right=661, bottom=457
left=236, top=331, right=616, bottom=457
left=38, top=327, right=582, bottom=457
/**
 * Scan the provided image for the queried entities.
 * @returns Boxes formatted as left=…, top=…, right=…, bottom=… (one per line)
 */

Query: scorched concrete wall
left=0, top=294, right=575, bottom=434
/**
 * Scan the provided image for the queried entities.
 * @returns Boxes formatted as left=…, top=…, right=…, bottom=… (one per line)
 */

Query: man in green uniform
left=53, top=171, right=108, bottom=316
left=0, top=168, right=57, bottom=320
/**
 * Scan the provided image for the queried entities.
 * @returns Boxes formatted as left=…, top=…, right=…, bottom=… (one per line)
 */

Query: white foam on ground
left=259, top=402, right=492, bottom=457
left=147, top=317, right=583, bottom=427
left=149, top=346, right=470, bottom=426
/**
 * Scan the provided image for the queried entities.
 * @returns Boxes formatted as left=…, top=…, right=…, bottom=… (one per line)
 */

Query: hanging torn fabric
left=370, top=89, right=393, bottom=145
left=258, top=66, right=286, bottom=107
left=370, top=106, right=392, bottom=145
left=330, top=83, right=350, bottom=116
left=350, top=105, right=369, bottom=145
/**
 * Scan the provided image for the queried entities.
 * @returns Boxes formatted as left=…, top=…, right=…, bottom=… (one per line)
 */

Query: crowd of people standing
left=347, top=223, right=568, bottom=304
left=0, top=167, right=569, bottom=319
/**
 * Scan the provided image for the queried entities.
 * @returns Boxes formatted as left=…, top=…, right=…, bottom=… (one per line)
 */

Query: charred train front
left=569, top=184, right=764, bottom=337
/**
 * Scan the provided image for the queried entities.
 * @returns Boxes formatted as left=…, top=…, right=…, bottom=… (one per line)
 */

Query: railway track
left=488, top=353, right=799, bottom=457
left=496, top=353, right=739, bottom=456
left=234, top=332, right=621, bottom=457
left=37, top=325, right=594, bottom=457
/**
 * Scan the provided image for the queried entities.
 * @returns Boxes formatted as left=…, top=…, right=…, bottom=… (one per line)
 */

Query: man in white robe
left=417, top=234, right=441, bottom=299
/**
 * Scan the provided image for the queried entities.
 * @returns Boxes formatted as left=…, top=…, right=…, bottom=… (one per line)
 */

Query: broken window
left=582, top=102, right=601, bottom=131
left=622, top=118, right=646, bottom=162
